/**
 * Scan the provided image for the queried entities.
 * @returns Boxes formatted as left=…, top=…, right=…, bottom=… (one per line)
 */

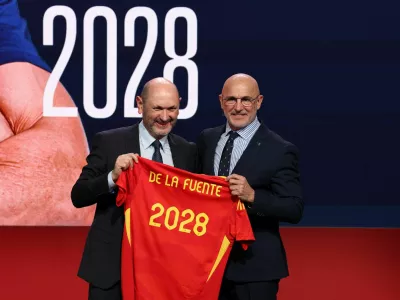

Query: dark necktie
left=218, top=131, right=239, bottom=176
left=152, top=140, right=163, bottom=163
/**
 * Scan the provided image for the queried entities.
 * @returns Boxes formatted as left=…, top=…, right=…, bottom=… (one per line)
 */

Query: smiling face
left=136, top=78, right=180, bottom=139
left=219, top=74, right=263, bottom=131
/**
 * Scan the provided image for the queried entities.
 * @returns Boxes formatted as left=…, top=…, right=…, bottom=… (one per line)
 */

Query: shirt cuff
left=107, top=171, right=116, bottom=191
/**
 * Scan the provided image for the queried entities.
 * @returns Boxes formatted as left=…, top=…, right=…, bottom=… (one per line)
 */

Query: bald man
left=197, top=74, right=304, bottom=300
left=71, top=78, right=197, bottom=300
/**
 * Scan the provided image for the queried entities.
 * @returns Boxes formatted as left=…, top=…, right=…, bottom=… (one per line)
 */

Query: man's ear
left=256, top=95, right=264, bottom=110
left=219, top=94, right=224, bottom=109
left=136, top=96, right=144, bottom=114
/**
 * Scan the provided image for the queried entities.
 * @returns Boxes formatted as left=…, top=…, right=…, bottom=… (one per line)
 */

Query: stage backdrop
left=0, top=0, right=399, bottom=226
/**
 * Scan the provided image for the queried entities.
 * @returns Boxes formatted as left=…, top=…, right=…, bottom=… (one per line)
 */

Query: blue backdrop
left=15, top=0, right=400, bottom=227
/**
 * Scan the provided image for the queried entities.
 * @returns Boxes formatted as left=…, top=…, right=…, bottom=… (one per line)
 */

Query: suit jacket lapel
left=168, top=134, right=185, bottom=170
left=124, top=123, right=141, bottom=155
left=124, top=125, right=186, bottom=169
left=205, top=125, right=225, bottom=175
left=231, top=124, right=269, bottom=174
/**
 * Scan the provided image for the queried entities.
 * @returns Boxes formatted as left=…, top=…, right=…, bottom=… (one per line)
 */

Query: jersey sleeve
left=115, top=170, right=129, bottom=206
left=233, top=200, right=255, bottom=250
left=115, top=165, right=140, bottom=207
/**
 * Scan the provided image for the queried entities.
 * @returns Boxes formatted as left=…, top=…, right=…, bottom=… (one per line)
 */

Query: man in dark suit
left=197, top=73, right=304, bottom=300
left=71, top=78, right=197, bottom=300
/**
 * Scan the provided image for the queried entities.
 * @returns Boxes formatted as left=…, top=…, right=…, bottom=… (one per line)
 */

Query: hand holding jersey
left=111, top=153, right=139, bottom=182
left=197, top=73, right=304, bottom=300
left=72, top=77, right=198, bottom=299
left=226, top=174, right=255, bottom=203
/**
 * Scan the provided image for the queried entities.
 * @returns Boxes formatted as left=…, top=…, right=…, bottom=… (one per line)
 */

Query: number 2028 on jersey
left=116, top=157, right=255, bottom=300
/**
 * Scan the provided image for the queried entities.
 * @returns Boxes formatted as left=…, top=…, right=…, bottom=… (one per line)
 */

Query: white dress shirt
left=107, top=121, right=174, bottom=189
left=214, top=117, right=261, bottom=175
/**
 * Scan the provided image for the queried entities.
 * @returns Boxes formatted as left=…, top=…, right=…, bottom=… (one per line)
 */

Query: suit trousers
left=219, top=279, right=280, bottom=300
left=88, top=281, right=121, bottom=300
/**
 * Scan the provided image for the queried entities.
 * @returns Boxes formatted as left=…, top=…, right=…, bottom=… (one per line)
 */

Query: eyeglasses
left=222, top=94, right=259, bottom=107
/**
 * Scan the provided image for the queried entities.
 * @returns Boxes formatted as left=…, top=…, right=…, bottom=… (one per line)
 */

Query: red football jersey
left=116, top=157, right=255, bottom=300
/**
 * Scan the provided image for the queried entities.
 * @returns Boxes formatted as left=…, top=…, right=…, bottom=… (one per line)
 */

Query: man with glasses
left=197, top=73, right=304, bottom=300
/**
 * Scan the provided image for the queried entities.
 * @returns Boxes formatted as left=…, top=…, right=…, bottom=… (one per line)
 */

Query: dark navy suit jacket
left=197, top=122, right=304, bottom=282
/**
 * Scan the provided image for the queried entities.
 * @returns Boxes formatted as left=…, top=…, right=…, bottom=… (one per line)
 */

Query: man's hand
left=111, top=153, right=139, bottom=182
left=0, top=62, right=95, bottom=225
left=226, top=174, right=255, bottom=203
